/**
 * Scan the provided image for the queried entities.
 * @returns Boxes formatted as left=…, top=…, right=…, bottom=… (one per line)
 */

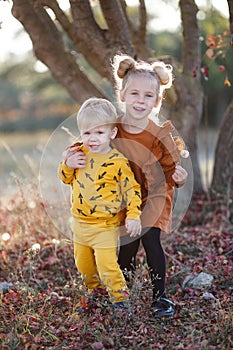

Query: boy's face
left=80, top=125, right=117, bottom=154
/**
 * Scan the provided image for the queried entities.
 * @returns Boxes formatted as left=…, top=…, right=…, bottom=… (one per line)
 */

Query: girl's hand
left=172, top=164, right=188, bottom=186
left=125, top=219, right=142, bottom=238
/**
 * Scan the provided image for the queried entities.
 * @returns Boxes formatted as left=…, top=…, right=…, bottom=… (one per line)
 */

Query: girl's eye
left=98, top=131, right=104, bottom=134
left=146, top=94, right=154, bottom=98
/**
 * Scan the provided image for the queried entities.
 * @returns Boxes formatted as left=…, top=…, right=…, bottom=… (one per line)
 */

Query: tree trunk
left=210, top=0, right=233, bottom=201
left=170, top=0, right=204, bottom=193
left=210, top=100, right=233, bottom=199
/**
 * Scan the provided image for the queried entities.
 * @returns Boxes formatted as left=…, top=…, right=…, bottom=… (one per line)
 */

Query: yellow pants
left=74, top=242, right=129, bottom=303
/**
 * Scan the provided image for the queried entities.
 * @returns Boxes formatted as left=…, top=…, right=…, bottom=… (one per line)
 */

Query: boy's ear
left=120, top=90, right=125, bottom=102
left=111, top=126, right=118, bottom=139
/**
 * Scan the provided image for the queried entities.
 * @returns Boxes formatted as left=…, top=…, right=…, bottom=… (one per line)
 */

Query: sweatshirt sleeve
left=154, top=121, right=181, bottom=187
left=119, top=159, right=141, bottom=220
left=58, top=160, right=76, bottom=185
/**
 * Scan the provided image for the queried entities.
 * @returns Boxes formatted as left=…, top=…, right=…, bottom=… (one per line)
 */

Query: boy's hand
left=63, top=146, right=86, bottom=169
left=172, top=164, right=188, bottom=186
left=125, top=219, right=142, bottom=238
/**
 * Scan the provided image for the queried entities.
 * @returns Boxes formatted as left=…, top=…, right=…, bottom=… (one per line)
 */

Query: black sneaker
left=152, top=297, right=175, bottom=318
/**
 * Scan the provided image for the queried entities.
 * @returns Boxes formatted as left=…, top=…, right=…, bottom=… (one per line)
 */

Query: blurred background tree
left=0, top=0, right=232, bottom=202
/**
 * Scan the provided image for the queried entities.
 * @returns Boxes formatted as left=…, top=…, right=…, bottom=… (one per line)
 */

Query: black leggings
left=118, top=227, right=166, bottom=300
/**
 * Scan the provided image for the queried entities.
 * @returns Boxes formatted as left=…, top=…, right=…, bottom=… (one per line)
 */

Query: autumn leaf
left=224, top=78, right=231, bottom=87
left=205, top=34, right=217, bottom=48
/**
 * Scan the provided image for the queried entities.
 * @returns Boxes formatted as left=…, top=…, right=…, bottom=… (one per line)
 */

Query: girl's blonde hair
left=77, top=97, right=117, bottom=131
left=112, top=54, right=173, bottom=99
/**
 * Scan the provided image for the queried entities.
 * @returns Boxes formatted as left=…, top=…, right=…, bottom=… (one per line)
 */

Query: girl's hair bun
left=112, top=54, right=174, bottom=94
left=151, top=62, right=173, bottom=88
left=117, top=56, right=135, bottom=79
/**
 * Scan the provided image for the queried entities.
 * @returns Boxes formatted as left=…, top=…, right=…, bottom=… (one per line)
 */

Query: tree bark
left=210, top=99, right=233, bottom=198
left=210, top=0, right=233, bottom=200
left=227, top=0, right=233, bottom=29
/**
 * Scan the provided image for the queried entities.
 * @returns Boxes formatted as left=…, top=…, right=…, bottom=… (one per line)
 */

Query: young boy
left=58, top=97, right=141, bottom=309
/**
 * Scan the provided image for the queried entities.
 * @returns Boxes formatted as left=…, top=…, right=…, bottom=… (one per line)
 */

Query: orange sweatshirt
left=112, top=119, right=181, bottom=232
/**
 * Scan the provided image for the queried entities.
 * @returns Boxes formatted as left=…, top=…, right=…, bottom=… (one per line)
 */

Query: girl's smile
left=121, top=76, right=159, bottom=125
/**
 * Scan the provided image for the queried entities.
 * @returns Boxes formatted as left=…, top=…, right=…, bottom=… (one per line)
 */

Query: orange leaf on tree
left=206, top=34, right=217, bottom=48
left=224, top=78, right=231, bottom=87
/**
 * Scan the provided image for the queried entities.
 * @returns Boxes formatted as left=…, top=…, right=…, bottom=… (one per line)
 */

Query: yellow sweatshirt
left=58, top=145, right=141, bottom=229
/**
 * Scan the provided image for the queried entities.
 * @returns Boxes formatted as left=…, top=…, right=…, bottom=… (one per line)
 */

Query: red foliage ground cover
left=0, top=192, right=232, bottom=349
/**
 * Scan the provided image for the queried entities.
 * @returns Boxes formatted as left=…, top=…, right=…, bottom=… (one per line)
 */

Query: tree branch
left=179, top=0, right=201, bottom=76
left=117, top=0, right=149, bottom=59
left=12, top=0, right=107, bottom=102
left=41, top=0, right=72, bottom=34
left=133, top=0, right=150, bottom=59
left=99, top=0, right=135, bottom=54
left=70, top=0, right=100, bottom=34
left=138, top=0, right=147, bottom=45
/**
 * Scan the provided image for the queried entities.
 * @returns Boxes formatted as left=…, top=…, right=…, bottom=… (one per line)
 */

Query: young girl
left=111, top=54, right=188, bottom=317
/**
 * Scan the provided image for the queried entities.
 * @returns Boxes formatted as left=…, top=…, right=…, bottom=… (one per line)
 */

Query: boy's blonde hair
left=77, top=97, right=117, bottom=131
left=112, top=54, right=173, bottom=100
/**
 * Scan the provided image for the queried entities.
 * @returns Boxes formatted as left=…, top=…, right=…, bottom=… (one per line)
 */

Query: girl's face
left=120, top=75, right=159, bottom=122
left=80, top=125, right=117, bottom=154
